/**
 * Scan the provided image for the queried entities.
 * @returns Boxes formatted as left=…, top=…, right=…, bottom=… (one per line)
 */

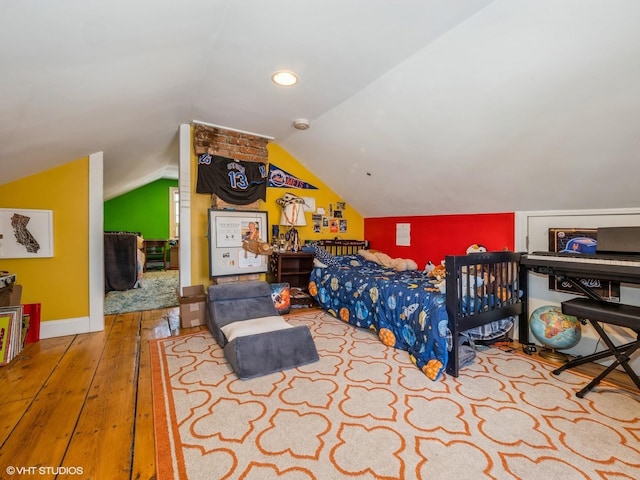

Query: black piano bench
left=557, top=297, right=640, bottom=398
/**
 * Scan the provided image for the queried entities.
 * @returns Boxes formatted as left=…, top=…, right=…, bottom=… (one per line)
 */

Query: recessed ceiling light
left=272, top=70, right=299, bottom=86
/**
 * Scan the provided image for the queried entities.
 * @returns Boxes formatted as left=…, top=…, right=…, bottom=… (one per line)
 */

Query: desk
left=143, top=240, right=167, bottom=271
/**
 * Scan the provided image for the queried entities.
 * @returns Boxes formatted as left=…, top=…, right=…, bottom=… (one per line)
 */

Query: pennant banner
left=268, top=164, right=318, bottom=189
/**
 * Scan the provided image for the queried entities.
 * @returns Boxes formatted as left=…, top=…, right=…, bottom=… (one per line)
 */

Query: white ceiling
left=1, top=1, right=639, bottom=217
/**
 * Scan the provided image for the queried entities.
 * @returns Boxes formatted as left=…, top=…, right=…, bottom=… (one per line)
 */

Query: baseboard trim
left=40, top=316, right=91, bottom=339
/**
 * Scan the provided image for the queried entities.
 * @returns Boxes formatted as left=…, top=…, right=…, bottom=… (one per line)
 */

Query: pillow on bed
left=220, top=315, right=294, bottom=342
left=313, top=245, right=339, bottom=267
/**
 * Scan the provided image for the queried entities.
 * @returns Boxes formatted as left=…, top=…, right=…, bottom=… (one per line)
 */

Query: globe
left=530, top=305, right=581, bottom=351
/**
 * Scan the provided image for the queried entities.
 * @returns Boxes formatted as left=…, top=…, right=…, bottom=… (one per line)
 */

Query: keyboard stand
left=558, top=298, right=640, bottom=398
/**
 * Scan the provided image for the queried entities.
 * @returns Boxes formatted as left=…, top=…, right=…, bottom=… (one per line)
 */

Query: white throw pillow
left=313, top=258, right=328, bottom=268
left=220, top=315, right=294, bottom=342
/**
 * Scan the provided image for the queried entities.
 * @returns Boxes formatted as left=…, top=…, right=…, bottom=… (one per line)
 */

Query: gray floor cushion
left=206, top=281, right=319, bottom=379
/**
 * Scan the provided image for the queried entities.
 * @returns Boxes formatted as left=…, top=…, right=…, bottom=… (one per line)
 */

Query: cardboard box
left=0, top=273, right=16, bottom=307
left=178, top=285, right=207, bottom=328
left=9, top=284, right=22, bottom=306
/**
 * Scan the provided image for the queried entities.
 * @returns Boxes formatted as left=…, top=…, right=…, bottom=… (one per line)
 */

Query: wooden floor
left=0, top=307, right=205, bottom=480
left=0, top=308, right=635, bottom=479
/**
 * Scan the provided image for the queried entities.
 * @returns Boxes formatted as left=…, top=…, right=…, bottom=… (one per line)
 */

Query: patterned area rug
left=150, top=309, right=640, bottom=480
left=104, top=270, right=179, bottom=314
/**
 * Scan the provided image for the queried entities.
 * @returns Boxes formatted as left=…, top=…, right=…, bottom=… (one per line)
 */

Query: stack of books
left=0, top=305, right=28, bottom=366
left=289, top=287, right=314, bottom=308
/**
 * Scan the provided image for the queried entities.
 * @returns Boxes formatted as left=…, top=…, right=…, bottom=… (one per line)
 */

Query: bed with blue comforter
left=308, top=246, right=527, bottom=380
left=309, top=255, right=450, bottom=380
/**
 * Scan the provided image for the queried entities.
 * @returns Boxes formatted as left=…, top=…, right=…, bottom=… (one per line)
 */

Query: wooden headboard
left=317, top=239, right=368, bottom=256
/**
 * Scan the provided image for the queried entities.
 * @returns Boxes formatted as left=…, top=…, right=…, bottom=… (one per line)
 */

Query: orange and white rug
left=150, top=309, right=640, bottom=480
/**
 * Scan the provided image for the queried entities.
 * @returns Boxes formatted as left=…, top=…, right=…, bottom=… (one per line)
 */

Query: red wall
left=364, top=212, right=515, bottom=269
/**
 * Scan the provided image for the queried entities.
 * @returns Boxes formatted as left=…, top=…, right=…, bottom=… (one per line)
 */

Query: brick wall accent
left=193, top=124, right=269, bottom=162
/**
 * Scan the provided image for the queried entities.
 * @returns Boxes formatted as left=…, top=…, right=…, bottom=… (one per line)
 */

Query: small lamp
left=279, top=201, right=307, bottom=252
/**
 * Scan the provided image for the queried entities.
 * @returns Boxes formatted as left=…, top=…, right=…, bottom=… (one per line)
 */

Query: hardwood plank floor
left=0, top=307, right=205, bottom=480
left=0, top=308, right=635, bottom=480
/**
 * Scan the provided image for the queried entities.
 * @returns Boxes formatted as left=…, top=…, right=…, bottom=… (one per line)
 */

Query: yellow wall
left=189, top=140, right=364, bottom=286
left=264, top=144, right=364, bottom=243
left=0, top=158, right=89, bottom=321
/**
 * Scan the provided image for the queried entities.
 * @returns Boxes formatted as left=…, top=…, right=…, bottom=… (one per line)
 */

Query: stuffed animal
left=425, top=261, right=446, bottom=293
left=462, top=265, right=512, bottom=301
left=461, top=272, right=484, bottom=297
left=459, top=264, right=492, bottom=298
left=423, top=260, right=435, bottom=275
left=426, top=278, right=446, bottom=294
left=427, top=262, right=446, bottom=280
left=466, top=244, right=487, bottom=254
left=481, top=268, right=510, bottom=301
left=358, top=249, right=418, bottom=272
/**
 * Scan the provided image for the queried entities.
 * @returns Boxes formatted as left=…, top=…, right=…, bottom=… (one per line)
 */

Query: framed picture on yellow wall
left=0, top=209, right=54, bottom=258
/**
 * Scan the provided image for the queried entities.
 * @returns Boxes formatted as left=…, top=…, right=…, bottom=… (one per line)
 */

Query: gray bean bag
left=206, top=281, right=319, bottom=379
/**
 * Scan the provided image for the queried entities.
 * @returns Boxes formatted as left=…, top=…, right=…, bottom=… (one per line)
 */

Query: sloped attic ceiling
left=1, top=1, right=639, bottom=217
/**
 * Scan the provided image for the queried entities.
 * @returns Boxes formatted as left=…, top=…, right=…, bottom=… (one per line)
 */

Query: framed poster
left=0, top=209, right=54, bottom=258
left=548, top=228, right=620, bottom=300
left=208, top=209, right=269, bottom=277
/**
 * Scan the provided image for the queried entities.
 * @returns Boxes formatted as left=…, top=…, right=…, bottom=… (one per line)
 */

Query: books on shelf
left=0, top=305, right=26, bottom=366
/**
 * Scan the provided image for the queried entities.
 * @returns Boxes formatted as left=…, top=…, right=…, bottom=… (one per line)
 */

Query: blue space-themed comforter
left=308, top=255, right=450, bottom=380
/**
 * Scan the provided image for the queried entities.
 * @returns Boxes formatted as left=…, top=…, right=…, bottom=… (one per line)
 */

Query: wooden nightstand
left=268, top=252, right=315, bottom=307
left=268, top=252, right=314, bottom=289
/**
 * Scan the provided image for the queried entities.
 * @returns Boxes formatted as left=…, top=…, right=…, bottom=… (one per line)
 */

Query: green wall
left=104, top=178, right=178, bottom=239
